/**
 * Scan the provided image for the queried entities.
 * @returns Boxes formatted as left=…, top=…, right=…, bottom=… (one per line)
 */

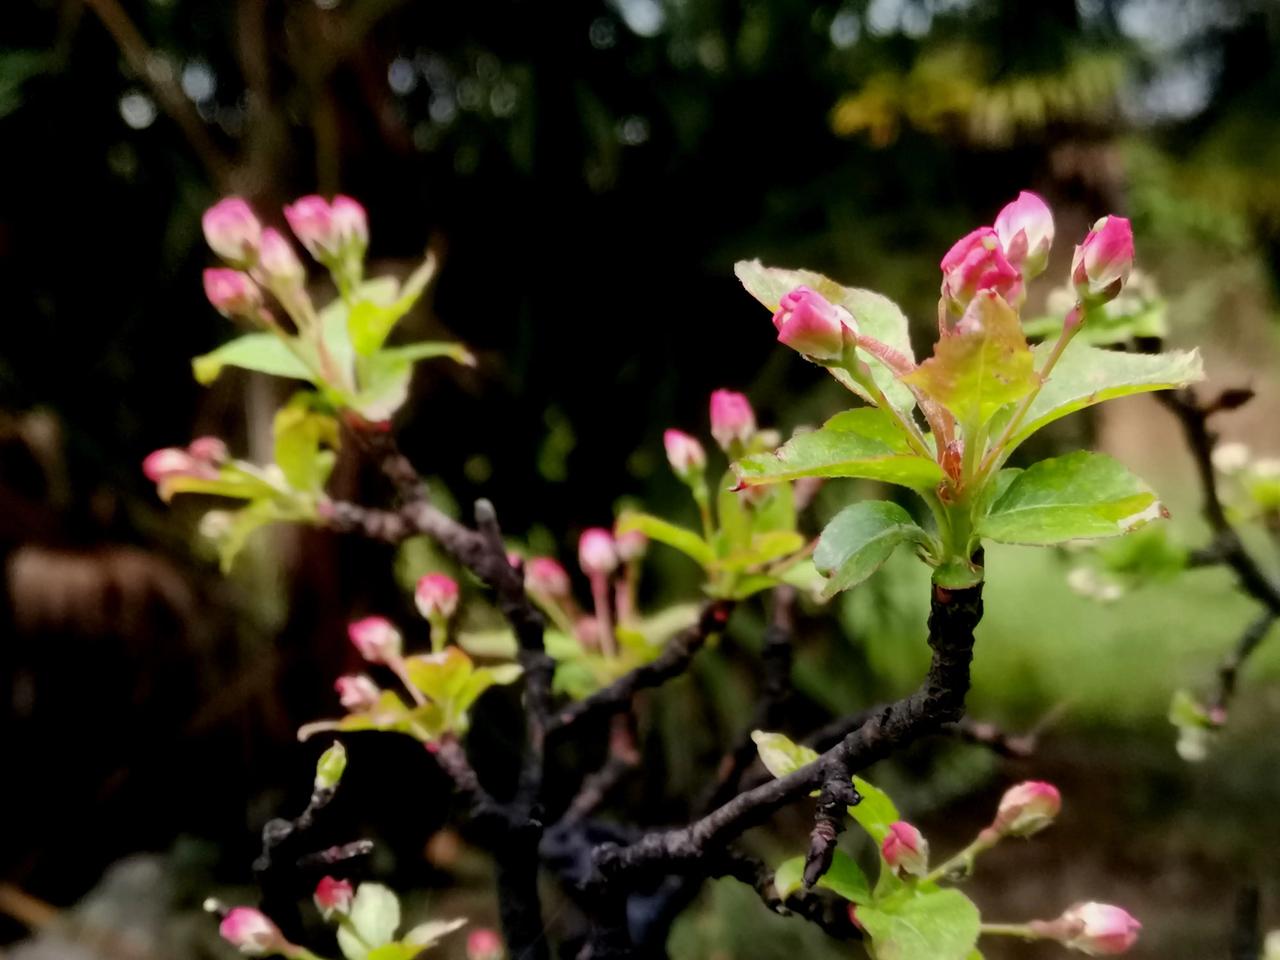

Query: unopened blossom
left=188, top=436, right=229, bottom=463
left=578, top=528, right=618, bottom=577
left=614, top=526, right=648, bottom=562
left=348, top=615, right=403, bottom=663
left=257, top=227, right=306, bottom=287
left=526, top=557, right=571, bottom=598
left=335, top=675, right=380, bottom=711
left=994, top=190, right=1054, bottom=279
left=771, top=286, right=852, bottom=360
left=203, top=268, right=263, bottom=319
left=1072, top=216, right=1134, bottom=304
left=219, top=907, right=287, bottom=956
left=1057, top=902, right=1141, bottom=955
left=416, top=573, right=460, bottom=621
left=940, top=227, right=1022, bottom=313
left=203, top=197, right=262, bottom=266
left=142, top=448, right=203, bottom=483
left=880, top=821, right=929, bottom=876
left=709, top=389, right=756, bottom=451
left=331, top=195, right=369, bottom=251
left=663, top=429, right=707, bottom=480
left=467, top=928, right=506, bottom=960
left=992, top=780, right=1061, bottom=837
left=313, top=876, right=354, bottom=919
left=284, top=194, right=368, bottom=262
left=314, top=741, right=347, bottom=790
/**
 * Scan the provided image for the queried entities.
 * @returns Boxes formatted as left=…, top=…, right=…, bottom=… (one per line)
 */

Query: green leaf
left=192, top=333, right=316, bottom=385
left=340, top=883, right=401, bottom=959
left=402, top=917, right=468, bottom=948
left=348, top=256, right=438, bottom=355
left=734, top=410, right=944, bottom=492
left=815, top=501, right=932, bottom=598
left=855, top=888, right=981, bottom=960
left=363, top=946, right=418, bottom=960
left=773, top=851, right=871, bottom=903
left=617, top=511, right=716, bottom=568
left=901, top=293, right=1037, bottom=431
left=735, top=260, right=917, bottom=411
left=752, top=730, right=819, bottom=779
left=215, top=500, right=293, bottom=573
left=273, top=399, right=339, bottom=492
left=717, top=530, right=807, bottom=573
left=849, top=775, right=900, bottom=844
left=997, top=340, right=1203, bottom=453
left=977, top=451, right=1165, bottom=545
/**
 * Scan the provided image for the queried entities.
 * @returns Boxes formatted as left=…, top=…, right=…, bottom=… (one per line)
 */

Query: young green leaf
left=273, top=400, right=339, bottom=493
left=735, top=260, right=917, bottom=411
left=901, top=292, right=1037, bottom=431
left=347, top=256, right=438, bottom=355
left=994, top=340, right=1202, bottom=455
left=616, top=511, right=716, bottom=567
left=977, top=451, right=1165, bottom=545
left=814, top=501, right=933, bottom=598
left=752, top=730, right=819, bottom=778
left=734, top=410, right=944, bottom=491
left=773, top=850, right=871, bottom=903
left=192, top=333, right=316, bottom=386
left=855, top=888, right=981, bottom=960
left=337, top=883, right=401, bottom=960
left=402, top=917, right=468, bottom=948
left=849, top=775, right=900, bottom=844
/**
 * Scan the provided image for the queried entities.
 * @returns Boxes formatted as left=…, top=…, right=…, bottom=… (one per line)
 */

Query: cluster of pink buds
left=1030, top=902, right=1142, bottom=955
left=938, top=191, right=1053, bottom=316
left=284, top=195, right=369, bottom=265
left=881, top=821, right=929, bottom=877
left=348, top=615, right=404, bottom=663
left=467, top=928, right=506, bottom=960
left=142, top=435, right=228, bottom=485
left=313, top=876, right=355, bottom=920
left=771, top=286, right=855, bottom=360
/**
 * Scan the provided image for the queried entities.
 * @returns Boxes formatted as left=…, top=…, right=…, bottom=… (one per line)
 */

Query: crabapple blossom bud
left=663, top=429, right=706, bottom=480
left=992, top=780, right=1061, bottom=837
left=771, top=286, right=853, bottom=360
left=188, top=436, right=229, bottom=463
left=994, top=190, right=1055, bottom=279
left=881, top=821, right=929, bottom=876
left=314, top=740, right=348, bottom=790
left=416, top=573, right=460, bottom=621
left=467, top=928, right=506, bottom=960
left=940, top=227, right=1022, bottom=314
left=203, top=268, right=263, bottom=319
left=1056, top=902, right=1141, bottom=955
left=1072, top=216, right=1134, bottom=304
left=348, top=616, right=403, bottom=662
left=142, top=448, right=199, bottom=482
left=526, top=557, right=571, bottom=598
left=335, top=675, right=380, bottom=711
left=284, top=195, right=338, bottom=260
left=709, top=389, right=756, bottom=451
left=257, top=228, right=306, bottom=286
left=578, top=528, right=618, bottom=577
left=331, top=195, right=369, bottom=252
left=219, top=907, right=286, bottom=955
left=313, top=876, right=354, bottom=920
left=202, top=197, right=261, bottom=266
left=614, top=526, right=648, bottom=562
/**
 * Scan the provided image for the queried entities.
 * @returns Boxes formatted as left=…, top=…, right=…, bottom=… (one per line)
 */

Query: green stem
left=979, top=923, right=1037, bottom=939
left=388, top=655, right=427, bottom=707
left=693, top=482, right=715, bottom=542
left=921, top=832, right=996, bottom=885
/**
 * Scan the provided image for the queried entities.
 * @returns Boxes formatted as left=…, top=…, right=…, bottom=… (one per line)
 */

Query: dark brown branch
left=803, top=776, right=860, bottom=889
left=547, top=600, right=734, bottom=734
left=564, top=716, right=641, bottom=825
left=945, top=716, right=1037, bottom=758
left=1212, top=611, right=1278, bottom=714
left=710, top=850, right=862, bottom=941
left=592, top=579, right=983, bottom=882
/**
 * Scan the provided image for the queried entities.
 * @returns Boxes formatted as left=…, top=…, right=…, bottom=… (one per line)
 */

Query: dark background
left=3, top=1, right=1280, bottom=957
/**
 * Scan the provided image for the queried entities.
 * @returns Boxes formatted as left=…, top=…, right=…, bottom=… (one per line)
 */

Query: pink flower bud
left=142, top=447, right=200, bottom=483
left=1072, top=216, right=1134, bottom=304
left=994, top=190, right=1054, bottom=279
left=415, top=573, right=460, bottom=621
left=709, top=389, right=757, bottom=451
left=467, top=928, right=506, bottom=960
left=578, top=528, right=618, bottom=577
left=880, top=820, right=929, bottom=876
left=257, top=227, right=306, bottom=286
left=1058, top=902, right=1141, bottom=955
left=202, top=197, right=262, bottom=266
left=771, top=286, right=853, bottom=360
left=284, top=195, right=340, bottom=260
left=940, top=226, right=1022, bottom=314
left=663, top=429, right=707, bottom=479
left=188, top=436, right=229, bottom=464
left=313, top=876, right=355, bottom=920
left=331, top=195, right=369, bottom=250
left=219, top=907, right=286, bottom=955
left=614, top=526, right=648, bottom=562
left=335, top=674, right=380, bottom=711
left=348, top=616, right=403, bottom=662
left=992, top=780, right=1061, bottom=837
left=526, top=557, right=571, bottom=598
left=203, top=268, right=263, bottom=319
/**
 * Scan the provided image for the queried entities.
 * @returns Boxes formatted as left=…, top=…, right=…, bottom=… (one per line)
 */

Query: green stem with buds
left=921, top=830, right=998, bottom=884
